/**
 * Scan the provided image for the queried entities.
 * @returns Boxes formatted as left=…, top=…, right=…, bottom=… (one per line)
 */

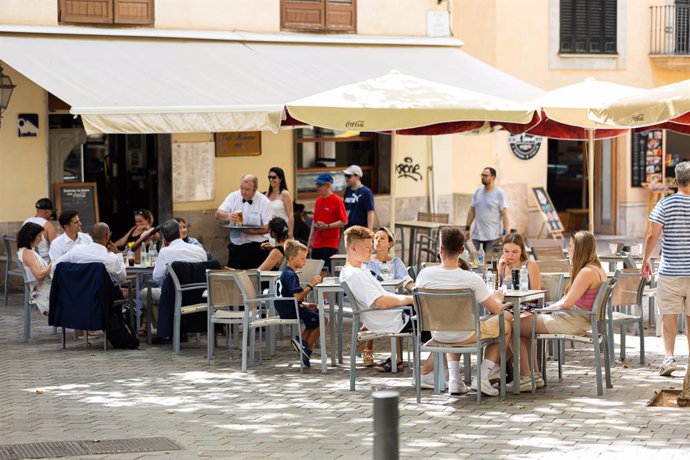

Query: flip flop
left=374, top=358, right=403, bottom=373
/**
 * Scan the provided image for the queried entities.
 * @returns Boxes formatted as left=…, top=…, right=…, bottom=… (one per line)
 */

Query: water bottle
left=519, top=264, right=529, bottom=291
left=485, top=266, right=495, bottom=292
left=477, top=244, right=485, bottom=267
left=141, top=245, right=149, bottom=266
left=380, top=262, right=391, bottom=281
left=125, top=245, right=135, bottom=267
left=149, top=244, right=158, bottom=264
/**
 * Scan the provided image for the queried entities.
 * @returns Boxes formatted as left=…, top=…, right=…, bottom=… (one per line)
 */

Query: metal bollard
left=372, top=390, right=399, bottom=460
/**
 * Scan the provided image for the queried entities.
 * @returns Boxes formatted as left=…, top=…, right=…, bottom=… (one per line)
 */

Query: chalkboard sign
left=631, top=130, right=663, bottom=187
left=54, top=182, right=99, bottom=232
left=532, top=187, right=564, bottom=237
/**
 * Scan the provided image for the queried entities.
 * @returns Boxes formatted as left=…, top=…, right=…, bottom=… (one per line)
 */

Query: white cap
left=343, top=165, right=363, bottom=177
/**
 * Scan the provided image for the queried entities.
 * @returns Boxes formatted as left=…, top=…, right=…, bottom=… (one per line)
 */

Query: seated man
left=49, top=210, right=93, bottom=262
left=339, top=225, right=414, bottom=371
left=140, top=219, right=207, bottom=334
left=275, top=240, right=323, bottom=367
left=53, top=222, right=126, bottom=284
left=416, top=226, right=512, bottom=396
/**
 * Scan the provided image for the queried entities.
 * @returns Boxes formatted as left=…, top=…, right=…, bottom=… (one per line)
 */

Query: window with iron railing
left=281, top=0, right=356, bottom=33
left=560, top=0, right=617, bottom=54
left=650, top=2, right=690, bottom=55
left=59, top=0, right=154, bottom=26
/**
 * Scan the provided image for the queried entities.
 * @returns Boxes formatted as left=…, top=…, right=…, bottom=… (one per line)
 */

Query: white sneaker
left=418, top=372, right=434, bottom=389
left=534, top=373, right=545, bottom=388
left=448, top=379, right=468, bottom=395
left=517, top=374, right=545, bottom=392
left=470, top=376, right=499, bottom=396
left=487, top=365, right=501, bottom=382
left=660, top=357, right=684, bottom=377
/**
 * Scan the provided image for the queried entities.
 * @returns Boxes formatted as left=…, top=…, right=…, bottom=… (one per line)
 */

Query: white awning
left=0, top=30, right=542, bottom=134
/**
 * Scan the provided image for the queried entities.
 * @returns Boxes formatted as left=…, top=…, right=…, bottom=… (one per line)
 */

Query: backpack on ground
left=105, top=304, right=140, bottom=349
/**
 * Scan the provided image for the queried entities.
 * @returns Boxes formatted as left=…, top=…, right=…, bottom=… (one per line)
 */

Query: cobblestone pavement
left=2, top=293, right=690, bottom=459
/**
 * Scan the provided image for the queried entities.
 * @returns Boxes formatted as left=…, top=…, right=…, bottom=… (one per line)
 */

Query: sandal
left=363, top=350, right=375, bottom=367
left=374, top=358, right=403, bottom=373
left=137, top=321, right=148, bottom=337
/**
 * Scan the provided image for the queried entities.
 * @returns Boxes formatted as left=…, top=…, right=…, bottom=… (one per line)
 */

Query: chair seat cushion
left=537, top=333, right=593, bottom=343
left=211, top=309, right=244, bottom=320
left=180, top=303, right=208, bottom=314
left=611, top=311, right=640, bottom=321
left=250, top=316, right=299, bottom=327
left=357, top=331, right=412, bottom=341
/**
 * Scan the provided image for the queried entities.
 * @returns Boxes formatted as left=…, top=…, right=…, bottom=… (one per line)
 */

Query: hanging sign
left=509, top=134, right=542, bottom=160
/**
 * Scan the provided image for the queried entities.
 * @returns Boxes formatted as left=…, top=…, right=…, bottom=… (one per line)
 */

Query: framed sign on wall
left=215, top=132, right=262, bottom=157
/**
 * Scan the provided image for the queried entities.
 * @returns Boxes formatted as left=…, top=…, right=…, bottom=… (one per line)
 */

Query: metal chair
left=412, top=288, right=507, bottom=404
left=541, top=273, right=565, bottom=305
left=607, top=269, right=646, bottom=364
left=341, top=280, right=416, bottom=391
left=415, top=212, right=448, bottom=267
left=530, top=279, right=616, bottom=396
left=15, top=259, right=34, bottom=341
left=536, top=259, right=571, bottom=274
left=3, top=235, right=24, bottom=306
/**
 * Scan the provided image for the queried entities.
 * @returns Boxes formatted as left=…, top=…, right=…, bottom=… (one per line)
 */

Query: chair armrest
left=533, top=307, right=592, bottom=316
left=179, top=282, right=208, bottom=292
left=358, top=305, right=414, bottom=315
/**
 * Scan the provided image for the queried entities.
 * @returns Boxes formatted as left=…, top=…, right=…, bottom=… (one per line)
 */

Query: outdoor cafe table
left=127, top=264, right=154, bottom=344
left=314, top=278, right=404, bottom=374
left=503, top=289, right=547, bottom=395
left=395, top=220, right=446, bottom=267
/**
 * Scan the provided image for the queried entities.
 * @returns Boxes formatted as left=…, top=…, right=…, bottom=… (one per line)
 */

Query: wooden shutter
left=114, top=0, right=154, bottom=25
left=326, top=0, right=356, bottom=32
left=59, top=0, right=113, bottom=24
left=559, top=0, right=616, bottom=54
left=281, top=0, right=325, bottom=31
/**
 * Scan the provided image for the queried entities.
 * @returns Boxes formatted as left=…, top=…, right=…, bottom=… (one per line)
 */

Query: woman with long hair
left=518, top=230, right=607, bottom=391
left=174, top=217, right=204, bottom=249
left=113, top=209, right=154, bottom=250
left=258, top=217, right=290, bottom=271
left=497, top=233, right=542, bottom=290
left=16, top=222, right=52, bottom=315
left=265, top=167, right=294, bottom=239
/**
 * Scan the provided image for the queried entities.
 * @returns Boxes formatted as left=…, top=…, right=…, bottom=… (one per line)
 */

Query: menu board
left=532, top=187, right=564, bottom=236
left=631, top=130, right=663, bottom=187
left=54, top=182, right=99, bottom=232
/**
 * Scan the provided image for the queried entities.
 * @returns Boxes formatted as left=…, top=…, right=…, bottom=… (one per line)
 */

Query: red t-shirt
left=313, top=193, right=348, bottom=249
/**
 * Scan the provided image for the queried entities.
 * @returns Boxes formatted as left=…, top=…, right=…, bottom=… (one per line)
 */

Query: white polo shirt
left=218, top=190, right=272, bottom=245
left=49, top=232, right=93, bottom=262
left=152, top=238, right=208, bottom=284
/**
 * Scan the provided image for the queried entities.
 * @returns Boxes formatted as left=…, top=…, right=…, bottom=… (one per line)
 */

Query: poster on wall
left=172, top=142, right=215, bottom=202
left=631, top=130, right=663, bottom=186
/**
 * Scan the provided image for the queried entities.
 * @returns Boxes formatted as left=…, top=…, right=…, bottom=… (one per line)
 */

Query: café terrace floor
left=1, top=292, right=690, bottom=460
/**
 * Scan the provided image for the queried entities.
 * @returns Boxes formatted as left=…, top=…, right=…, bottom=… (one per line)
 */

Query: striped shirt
left=649, top=193, right=690, bottom=276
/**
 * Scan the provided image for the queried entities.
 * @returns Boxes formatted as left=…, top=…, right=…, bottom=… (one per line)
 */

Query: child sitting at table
left=276, top=240, right=323, bottom=367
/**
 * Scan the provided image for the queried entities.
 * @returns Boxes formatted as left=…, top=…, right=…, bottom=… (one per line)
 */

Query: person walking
left=343, top=165, right=375, bottom=230
left=307, top=174, right=347, bottom=267
left=464, top=167, right=509, bottom=254
left=643, top=161, right=690, bottom=376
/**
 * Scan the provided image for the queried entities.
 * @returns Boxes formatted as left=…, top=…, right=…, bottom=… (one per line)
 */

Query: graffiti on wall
left=395, top=156, right=423, bottom=181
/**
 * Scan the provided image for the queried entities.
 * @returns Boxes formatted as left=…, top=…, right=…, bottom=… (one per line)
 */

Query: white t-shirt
left=53, top=242, right=127, bottom=284
left=339, top=265, right=408, bottom=333
left=415, top=265, right=490, bottom=343
left=49, top=232, right=93, bottom=262
left=23, top=216, right=50, bottom=260
left=218, top=190, right=273, bottom=245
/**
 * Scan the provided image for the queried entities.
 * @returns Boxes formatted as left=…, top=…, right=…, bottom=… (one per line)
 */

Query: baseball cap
left=35, top=198, right=53, bottom=210
left=314, top=173, right=334, bottom=185
left=343, top=165, right=363, bottom=177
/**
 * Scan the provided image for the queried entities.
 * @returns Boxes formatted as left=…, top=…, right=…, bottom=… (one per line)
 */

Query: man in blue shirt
left=343, top=165, right=375, bottom=230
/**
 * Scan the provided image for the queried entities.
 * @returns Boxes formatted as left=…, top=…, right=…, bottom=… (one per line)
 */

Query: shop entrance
left=48, top=115, right=170, bottom=239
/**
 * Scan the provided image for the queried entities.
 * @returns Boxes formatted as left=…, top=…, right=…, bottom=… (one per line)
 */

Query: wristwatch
left=464, top=225, right=470, bottom=231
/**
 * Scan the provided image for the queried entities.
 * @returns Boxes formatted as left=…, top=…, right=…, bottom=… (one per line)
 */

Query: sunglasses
left=344, top=174, right=353, bottom=178
left=268, top=175, right=278, bottom=180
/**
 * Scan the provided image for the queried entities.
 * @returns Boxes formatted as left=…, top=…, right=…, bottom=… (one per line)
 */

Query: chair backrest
left=341, top=280, right=364, bottom=314
left=527, top=238, right=564, bottom=249
left=541, top=273, right=564, bottom=303
left=298, top=258, right=325, bottom=284
left=232, top=270, right=260, bottom=311
left=3, top=235, right=17, bottom=265
left=591, top=279, right=616, bottom=322
left=536, top=259, right=571, bottom=274
left=14, top=259, right=31, bottom=285
left=166, top=260, right=222, bottom=305
left=407, top=265, right=417, bottom=282
left=49, top=262, right=112, bottom=330
left=610, top=269, right=645, bottom=307
left=206, top=270, right=243, bottom=308
left=532, top=246, right=566, bottom=261
left=417, top=212, right=449, bottom=223
left=413, top=288, right=479, bottom=333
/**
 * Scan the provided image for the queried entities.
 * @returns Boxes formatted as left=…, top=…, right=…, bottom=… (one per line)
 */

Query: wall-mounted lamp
left=0, top=64, right=16, bottom=127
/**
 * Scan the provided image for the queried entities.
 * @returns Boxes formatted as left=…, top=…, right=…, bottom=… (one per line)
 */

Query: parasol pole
left=427, top=136, right=436, bottom=213
left=389, top=131, right=398, bottom=233
left=587, top=129, right=595, bottom=233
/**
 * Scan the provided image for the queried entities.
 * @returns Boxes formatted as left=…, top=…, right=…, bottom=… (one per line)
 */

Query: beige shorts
left=657, top=276, right=690, bottom=316
left=541, top=309, right=591, bottom=335
left=458, top=315, right=512, bottom=344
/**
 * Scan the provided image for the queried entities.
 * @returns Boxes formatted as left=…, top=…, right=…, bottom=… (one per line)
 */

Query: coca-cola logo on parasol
left=345, top=120, right=365, bottom=128
left=508, top=134, right=542, bottom=161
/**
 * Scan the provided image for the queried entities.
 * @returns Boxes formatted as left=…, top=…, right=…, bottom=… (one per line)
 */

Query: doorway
left=547, top=139, right=586, bottom=231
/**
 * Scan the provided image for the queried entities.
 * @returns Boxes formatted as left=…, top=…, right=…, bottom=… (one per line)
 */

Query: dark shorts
left=311, top=247, right=338, bottom=271
left=400, top=311, right=431, bottom=342
left=472, top=238, right=501, bottom=254
left=275, top=304, right=320, bottom=330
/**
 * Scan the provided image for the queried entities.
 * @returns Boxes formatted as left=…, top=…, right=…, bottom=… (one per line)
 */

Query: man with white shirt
left=215, top=174, right=272, bottom=269
left=151, top=219, right=207, bottom=285
left=49, top=210, right=93, bottom=262
left=53, top=222, right=126, bottom=284
left=23, top=198, right=57, bottom=261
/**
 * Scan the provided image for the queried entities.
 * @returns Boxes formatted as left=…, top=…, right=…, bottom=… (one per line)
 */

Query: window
left=560, top=0, right=616, bottom=54
left=59, top=0, right=154, bottom=26
left=281, top=0, right=356, bottom=33
left=294, top=128, right=390, bottom=197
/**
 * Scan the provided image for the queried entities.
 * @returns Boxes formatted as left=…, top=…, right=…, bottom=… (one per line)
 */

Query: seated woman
left=113, top=209, right=154, bottom=252
left=519, top=230, right=607, bottom=391
left=359, top=227, right=415, bottom=369
left=258, top=217, right=290, bottom=271
left=496, top=233, right=542, bottom=389
left=16, top=222, right=52, bottom=315
left=174, top=217, right=204, bottom=249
